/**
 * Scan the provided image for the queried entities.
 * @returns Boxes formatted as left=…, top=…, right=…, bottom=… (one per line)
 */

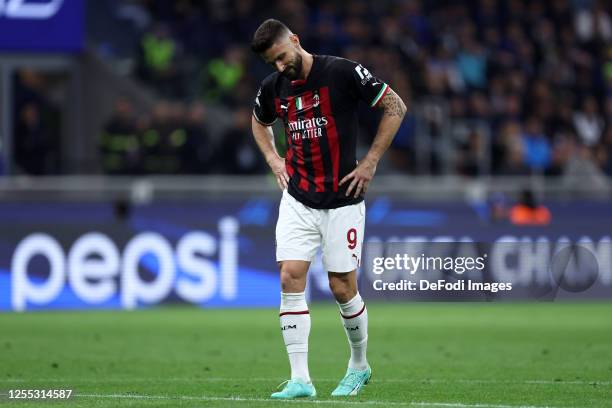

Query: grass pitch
left=0, top=303, right=611, bottom=407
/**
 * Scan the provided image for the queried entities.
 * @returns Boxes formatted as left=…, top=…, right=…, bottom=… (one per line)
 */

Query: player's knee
left=328, top=278, right=355, bottom=303
left=280, top=263, right=306, bottom=292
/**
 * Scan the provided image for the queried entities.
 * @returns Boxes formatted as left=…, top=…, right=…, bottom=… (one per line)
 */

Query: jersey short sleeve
left=253, top=75, right=277, bottom=126
left=338, top=59, right=390, bottom=108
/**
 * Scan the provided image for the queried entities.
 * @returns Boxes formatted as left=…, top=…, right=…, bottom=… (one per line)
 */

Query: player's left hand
left=340, top=159, right=377, bottom=198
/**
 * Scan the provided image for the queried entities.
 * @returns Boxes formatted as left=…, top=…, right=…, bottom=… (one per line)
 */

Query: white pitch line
left=74, top=392, right=562, bottom=408
left=1, top=377, right=610, bottom=386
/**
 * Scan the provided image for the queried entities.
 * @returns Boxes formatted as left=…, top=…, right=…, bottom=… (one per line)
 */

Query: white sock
left=337, top=293, right=369, bottom=370
left=280, top=292, right=311, bottom=383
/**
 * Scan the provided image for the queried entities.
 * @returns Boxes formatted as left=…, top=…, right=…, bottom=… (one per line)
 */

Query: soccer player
left=250, top=19, right=406, bottom=399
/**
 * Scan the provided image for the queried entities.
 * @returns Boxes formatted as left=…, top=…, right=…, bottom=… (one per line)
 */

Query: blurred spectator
left=136, top=23, right=184, bottom=98
left=509, top=189, right=551, bottom=226
left=595, top=127, right=612, bottom=175
left=521, top=117, right=551, bottom=172
left=116, top=0, right=151, bottom=32
left=216, top=107, right=267, bottom=174
left=456, top=23, right=487, bottom=90
left=183, top=102, right=212, bottom=173
left=456, top=128, right=486, bottom=176
left=100, top=97, right=140, bottom=174
left=488, top=191, right=509, bottom=223
left=547, top=130, right=576, bottom=176
left=140, top=101, right=184, bottom=174
left=13, top=70, right=61, bottom=175
left=495, top=121, right=530, bottom=175
left=575, top=1, right=612, bottom=44
left=563, top=143, right=610, bottom=190
left=426, top=44, right=464, bottom=94
left=199, top=45, right=247, bottom=105
left=573, top=96, right=605, bottom=146
left=14, top=102, right=55, bottom=175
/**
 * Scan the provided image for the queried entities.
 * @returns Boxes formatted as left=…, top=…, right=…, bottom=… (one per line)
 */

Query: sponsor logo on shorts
left=352, top=253, right=361, bottom=267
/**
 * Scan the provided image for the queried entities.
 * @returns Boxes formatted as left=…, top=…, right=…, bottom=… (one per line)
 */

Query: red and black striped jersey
left=253, top=55, right=389, bottom=209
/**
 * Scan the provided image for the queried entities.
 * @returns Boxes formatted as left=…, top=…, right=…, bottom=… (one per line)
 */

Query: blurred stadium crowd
left=12, top=0, right=612, bottom=177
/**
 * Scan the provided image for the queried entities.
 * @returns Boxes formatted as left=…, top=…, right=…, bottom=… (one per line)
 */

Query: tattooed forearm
left=378, top=88, right=407, bottom=117
left=362, top=87, right=406, bottom=166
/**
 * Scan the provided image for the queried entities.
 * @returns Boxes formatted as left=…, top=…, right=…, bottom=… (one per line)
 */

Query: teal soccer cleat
left=270, top=379, right=317, bottom=399
left=331, top=366, right=372, bottom=396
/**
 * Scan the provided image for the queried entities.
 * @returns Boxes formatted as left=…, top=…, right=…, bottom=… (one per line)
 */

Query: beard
left=281, top=54, right=303, bottom=80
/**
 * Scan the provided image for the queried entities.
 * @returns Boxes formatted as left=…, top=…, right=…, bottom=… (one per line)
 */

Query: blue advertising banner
left=0, top=0, right=84, bottom=52
left=0, top=197, right=610, bottom=311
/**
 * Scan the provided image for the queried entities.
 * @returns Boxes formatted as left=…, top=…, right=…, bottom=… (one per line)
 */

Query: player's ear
left=289, top=34, right=300, bottom=48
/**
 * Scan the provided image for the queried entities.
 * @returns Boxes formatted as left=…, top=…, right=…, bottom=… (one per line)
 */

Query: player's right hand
left=269, top=156, right=289, bottom=190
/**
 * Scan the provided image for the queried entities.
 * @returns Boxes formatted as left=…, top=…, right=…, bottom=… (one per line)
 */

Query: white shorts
left=276, top=189, right=365, bottom=272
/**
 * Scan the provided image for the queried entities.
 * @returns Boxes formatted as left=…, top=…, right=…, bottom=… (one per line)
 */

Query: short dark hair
left=251, top=19, right=290, bottom=54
